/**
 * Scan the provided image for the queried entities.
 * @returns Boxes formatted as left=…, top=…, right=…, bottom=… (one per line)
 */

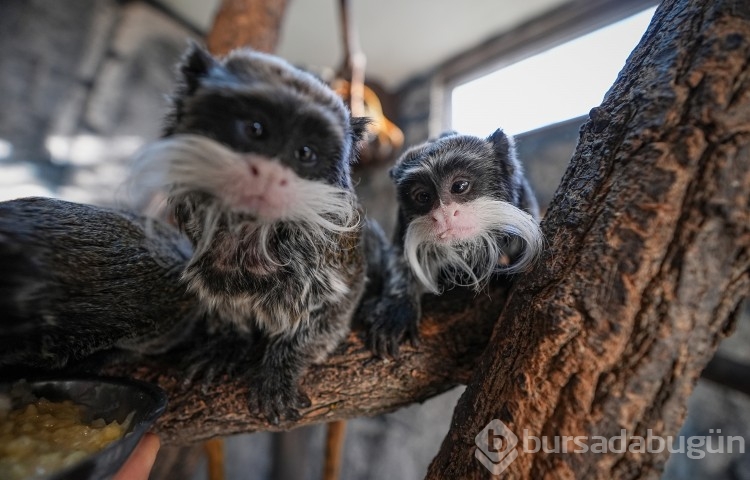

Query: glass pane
left=451, top=7, right=656, bottom=136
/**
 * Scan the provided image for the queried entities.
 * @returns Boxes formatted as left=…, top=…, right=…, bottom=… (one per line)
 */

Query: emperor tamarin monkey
left=390, top=129, right=543, bottom=295
left=132, top=45, right=416, bottom=421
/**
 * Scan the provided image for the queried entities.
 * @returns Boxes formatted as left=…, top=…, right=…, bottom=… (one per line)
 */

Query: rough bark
left=206, top=0, right=288, bottom=55
left=425, top=0, right=750, bottom=478
left=104, top=286, right=508, bottom=445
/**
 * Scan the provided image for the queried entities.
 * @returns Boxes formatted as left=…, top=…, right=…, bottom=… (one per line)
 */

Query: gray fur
left=149, top=44, right=414, bottom=422
left=354, top=218, right=420, bottom=357
left=0, top=197, right=200, bottom=370
left=390, top=128, right=543, bottom=299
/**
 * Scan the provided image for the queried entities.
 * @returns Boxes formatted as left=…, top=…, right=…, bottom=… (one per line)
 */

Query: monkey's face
left=174, top=94, right=349, bottom=219
left=167, top=45, right=366, bottom=213
left=132, top=45, right=366, bottom=262
left=398, top=161, right=497, bottom=244
left=390, top=131, right=542, bottom=293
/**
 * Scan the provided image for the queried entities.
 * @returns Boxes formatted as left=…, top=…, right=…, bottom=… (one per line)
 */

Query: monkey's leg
left=356, top=219, right=420, bottom=357
left=177, top=322, right=261, bottom=392
left=247, top=314, right=349, bottom=424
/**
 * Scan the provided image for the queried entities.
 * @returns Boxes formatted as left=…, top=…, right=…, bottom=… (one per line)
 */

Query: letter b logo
left=475, top=420, right=519, bottom=474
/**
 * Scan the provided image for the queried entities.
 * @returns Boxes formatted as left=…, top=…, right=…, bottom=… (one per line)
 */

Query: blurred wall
left=0, top=0, right=196, bottom=205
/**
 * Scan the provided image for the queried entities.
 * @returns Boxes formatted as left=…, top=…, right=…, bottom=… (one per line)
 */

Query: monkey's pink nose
left=247, top=158, right=291, bottom=189
left=232, top=157, right=296, bottom=217
left=431, top=202, right=479, bottom=241
left=431, top=203, right=460, bottom=228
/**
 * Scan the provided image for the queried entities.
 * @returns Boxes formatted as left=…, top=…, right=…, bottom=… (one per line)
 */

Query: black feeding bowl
left=0, top=377, right=167, bottom=480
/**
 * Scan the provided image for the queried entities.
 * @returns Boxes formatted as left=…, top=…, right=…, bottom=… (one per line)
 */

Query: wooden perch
left=103, top=286, right=509, bottom=445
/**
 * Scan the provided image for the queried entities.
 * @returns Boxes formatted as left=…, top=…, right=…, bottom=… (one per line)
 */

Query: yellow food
left=0, top=398, right=128, bottom=480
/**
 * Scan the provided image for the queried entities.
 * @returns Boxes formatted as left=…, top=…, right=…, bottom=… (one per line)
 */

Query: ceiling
left=157, top=0, right=572, bottom=89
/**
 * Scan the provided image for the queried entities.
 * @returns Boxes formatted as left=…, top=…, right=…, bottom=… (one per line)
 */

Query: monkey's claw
left=247, top=373, right=310, bottom=425
left=178, top=331, right=257, bottom=394
left=360, top=295, right=420, bottom=358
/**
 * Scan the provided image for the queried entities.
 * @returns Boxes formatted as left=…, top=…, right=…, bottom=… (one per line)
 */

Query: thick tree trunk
left=206, top=0, right=289, bottom=55
left=426, top=0, right=750, bottom=478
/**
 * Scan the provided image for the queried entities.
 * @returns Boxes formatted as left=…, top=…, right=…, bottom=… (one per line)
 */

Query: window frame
left=428, top=0, right=661, bottom=137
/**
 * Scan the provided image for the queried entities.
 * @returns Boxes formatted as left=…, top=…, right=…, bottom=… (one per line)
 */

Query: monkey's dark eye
left=412, top=190, right=432, bottom=205
left=451, top=180, right=470, bottom=194
left=295, top=146, right=318, bottom=165
left=244, top=121, right=265, bottom=139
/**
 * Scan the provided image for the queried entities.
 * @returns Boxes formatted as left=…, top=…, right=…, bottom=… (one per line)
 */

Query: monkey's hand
left=246, top=368, right=311, bottom=425
left=247, top=332, right=315, bottom=424
left=177, top=327, right=310, bottom=423
left=178, top=326, right=260, bottom=394
left=357, top=294, right=420, bottom=358
left=359, top=218, right=421, bottom=358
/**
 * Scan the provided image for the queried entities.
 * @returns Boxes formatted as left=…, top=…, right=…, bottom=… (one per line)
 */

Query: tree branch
left=103, top=286, right=509, bottom=445
left=206, top=0, right=289, bottom=55
left=426, top=0, right=750, bottom=478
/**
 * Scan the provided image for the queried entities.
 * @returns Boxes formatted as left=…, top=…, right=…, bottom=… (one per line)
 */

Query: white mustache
left=126, top=134, right=360, bottom=263
left=403, top=197, right=542, bottom=294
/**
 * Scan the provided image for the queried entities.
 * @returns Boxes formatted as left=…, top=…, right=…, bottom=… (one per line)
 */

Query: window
left=448, top=6, right=657, bottom=136
left=434, top=3, right=658, bottom=210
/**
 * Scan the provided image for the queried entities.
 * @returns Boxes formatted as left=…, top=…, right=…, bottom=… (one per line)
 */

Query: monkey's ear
left=347, top=117, right=371, bottom=165
left=488, top=128, right=523, bottom=179
left=487, top=128, right=512, bottom=157
left=350, top=117, right=371, bottom=143
left=388, top=165, right=398, bottom=179
left=178, top=42, right=219, bottom=95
